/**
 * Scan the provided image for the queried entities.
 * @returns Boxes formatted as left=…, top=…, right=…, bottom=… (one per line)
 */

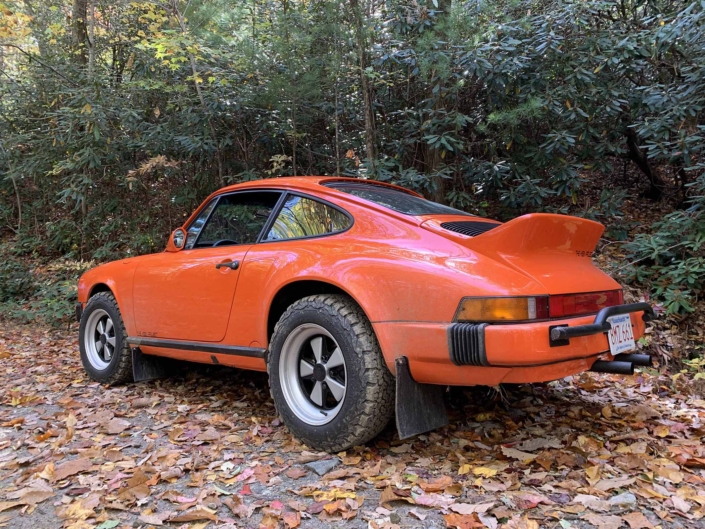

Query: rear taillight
left=456, top=296, right=549, bottom=322
left=549, top=290, right=623, bottom=318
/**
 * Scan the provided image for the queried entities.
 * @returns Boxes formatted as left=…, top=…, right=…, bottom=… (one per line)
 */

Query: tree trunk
left=335, top=80, right=341, bottom=175
left=172, top=0, right=224, bottom=186
left=349, top=0, right=376, bottom=173
left=72, top=0, right=88, bottom=64
left=625, top=128, right=664, bottom=200
left=426, top=0, right=451, bottom=203
left=291, top=102, right=297, bottom=176
left=21, top=1, right=49, bottom=57
left=88, top=0, right=95, bottom=75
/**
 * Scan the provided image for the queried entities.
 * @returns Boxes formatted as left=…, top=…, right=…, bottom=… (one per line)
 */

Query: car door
left=132, top=190, right=282, bottom=342
left=227, top=193, right=353, bottom=345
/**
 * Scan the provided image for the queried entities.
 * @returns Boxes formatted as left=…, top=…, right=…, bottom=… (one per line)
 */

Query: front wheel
left=78, top=292, right=133, bottom=385
left=268, top=294, right=395, bottom=452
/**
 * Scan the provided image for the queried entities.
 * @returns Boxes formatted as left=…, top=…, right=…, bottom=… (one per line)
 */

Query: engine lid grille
left=440, top=221, right=500, bottom=237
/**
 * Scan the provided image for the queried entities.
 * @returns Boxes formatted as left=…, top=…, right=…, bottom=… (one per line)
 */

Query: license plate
left=607, top=314, right=636, bottom=355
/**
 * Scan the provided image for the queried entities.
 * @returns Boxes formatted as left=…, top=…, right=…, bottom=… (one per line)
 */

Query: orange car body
left=77, top=177, right=649, bottom=386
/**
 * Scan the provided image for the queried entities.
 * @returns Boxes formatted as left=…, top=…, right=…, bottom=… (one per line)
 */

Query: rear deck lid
left=423, top=213, right=620, bottom=294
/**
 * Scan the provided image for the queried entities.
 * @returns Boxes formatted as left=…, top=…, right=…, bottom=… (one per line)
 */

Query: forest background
left=1, top=0, right=704, bottom=372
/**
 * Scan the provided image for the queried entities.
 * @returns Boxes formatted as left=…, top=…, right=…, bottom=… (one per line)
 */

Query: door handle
left=215, top=260, right=239, bottom=270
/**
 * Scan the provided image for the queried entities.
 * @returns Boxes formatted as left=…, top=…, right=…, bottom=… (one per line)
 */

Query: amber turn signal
left=455, top=296, right=549, bottom=322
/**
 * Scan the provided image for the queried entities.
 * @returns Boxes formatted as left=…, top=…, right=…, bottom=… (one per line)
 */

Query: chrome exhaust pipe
left=590, top=360, right=634, bottom=375
left=613, top=353, right=652, bottom=367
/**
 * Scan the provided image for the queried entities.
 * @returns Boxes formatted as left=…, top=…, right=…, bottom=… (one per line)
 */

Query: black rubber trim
left=548, top=324, right=569, bottom=347
left=448, top=323, right=489, bottom=366
left=549, top=302, right=654, bottom=346
left=126, top=337, right=266, bottom=358
left=255, top=190, right=354, bottom=244
left=75, top=303, right=83, bottom=323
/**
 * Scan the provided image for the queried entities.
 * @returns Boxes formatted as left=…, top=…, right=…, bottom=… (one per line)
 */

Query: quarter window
left=191, top=191, right=281, bottom=248
left=265, top=195, right=350, bottom=241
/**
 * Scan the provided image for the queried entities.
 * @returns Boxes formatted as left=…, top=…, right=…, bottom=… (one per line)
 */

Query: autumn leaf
left=501, top=446, right=537, bottom=462
left=53, top=458, right=92, bottom=482
left=622, top=512, right=654, bottom=529
left=443, top=512, right=485, bottom=529
left=418, top=475, right=453, bottom=492
left=285, top=467, right=308, bottom=479
left=169, top=506, right=218, bottom=523
left=282, top=510, right=301, bottom=528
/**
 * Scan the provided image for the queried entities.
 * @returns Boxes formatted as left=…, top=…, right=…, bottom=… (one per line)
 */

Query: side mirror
left=166, top=228, right=186, bottom=252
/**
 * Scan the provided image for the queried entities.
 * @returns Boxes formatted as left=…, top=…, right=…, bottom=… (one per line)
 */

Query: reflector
left=549, top=290, right=622, bottom=318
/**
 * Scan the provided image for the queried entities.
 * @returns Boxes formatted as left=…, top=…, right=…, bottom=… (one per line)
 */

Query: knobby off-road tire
left=78, top=292, right=133, bottom=385
left=268, top=294, right=395, bottom=452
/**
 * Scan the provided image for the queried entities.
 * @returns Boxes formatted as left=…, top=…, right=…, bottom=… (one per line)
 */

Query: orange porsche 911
left=77, top=177, right=653, bottom=451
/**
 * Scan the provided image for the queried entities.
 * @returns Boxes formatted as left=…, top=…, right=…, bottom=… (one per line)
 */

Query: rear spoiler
left=464, top=213, right=605, bottom=259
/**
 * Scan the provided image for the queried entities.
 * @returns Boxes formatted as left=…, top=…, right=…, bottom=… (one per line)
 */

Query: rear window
left=325, top=181, right=471, bottom=216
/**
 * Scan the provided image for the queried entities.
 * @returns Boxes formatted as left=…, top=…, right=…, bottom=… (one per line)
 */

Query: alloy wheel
left=279, top=323, right=347, bottom=426
left=83, top=309, right=117, bottom=370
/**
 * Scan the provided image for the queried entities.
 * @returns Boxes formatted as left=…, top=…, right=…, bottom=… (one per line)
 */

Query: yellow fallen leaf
left=654, top=425, right=670, bottom=438
left=472, top=467, right=497, bottom=478
left=313, top=489, right=356, bottom=502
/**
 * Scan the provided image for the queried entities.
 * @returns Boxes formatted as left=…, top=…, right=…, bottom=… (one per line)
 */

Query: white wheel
left=83, top=309, right=117, bottom=370
left=78, top=292, right=133, bottom=385
left=279, top=323, right=347, bottom=426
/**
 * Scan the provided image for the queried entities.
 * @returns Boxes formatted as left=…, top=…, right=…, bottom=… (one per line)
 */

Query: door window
left=192, top=191, right=281, bottom=248
left=265, top=195, right=351, bottom=241
left=185, top=199, right=217, bottom=249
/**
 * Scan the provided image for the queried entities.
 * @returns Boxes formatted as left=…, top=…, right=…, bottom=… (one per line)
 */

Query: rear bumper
left=373, top=303, right=651, bottom=386
left=548, top=302, right=654, bottom=345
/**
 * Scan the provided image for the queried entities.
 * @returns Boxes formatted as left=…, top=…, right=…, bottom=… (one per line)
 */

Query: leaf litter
left=0, top=322, right=703, bottom=528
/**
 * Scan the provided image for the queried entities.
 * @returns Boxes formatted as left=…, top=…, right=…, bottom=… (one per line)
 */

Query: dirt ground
left=0, top=322, right=703, bottom=529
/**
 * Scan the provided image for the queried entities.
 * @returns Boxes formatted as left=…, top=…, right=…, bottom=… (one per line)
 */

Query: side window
left=265, top=195, right=351, bottom=241
left=185, top=199, right=217, bottom=249
left=193, top=192, right=281, bottom=248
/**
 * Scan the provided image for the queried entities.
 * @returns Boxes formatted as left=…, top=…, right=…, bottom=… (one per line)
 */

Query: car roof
left=217, top=176, right=424, bottom=198
left=181, top=176, right=436, bottom=230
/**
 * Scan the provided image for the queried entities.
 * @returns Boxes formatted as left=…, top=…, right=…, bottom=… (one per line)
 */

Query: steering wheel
left=212, top=239, right=238, bottom=247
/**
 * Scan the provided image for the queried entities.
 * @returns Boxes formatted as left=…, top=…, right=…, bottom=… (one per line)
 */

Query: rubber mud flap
left=395, top=356, right=449, bottom=439
left=132, top=348, right=175, bottom=382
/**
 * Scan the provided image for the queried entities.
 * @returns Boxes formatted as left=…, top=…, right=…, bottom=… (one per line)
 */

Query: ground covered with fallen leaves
left=0, top=323, right=704, bottom=529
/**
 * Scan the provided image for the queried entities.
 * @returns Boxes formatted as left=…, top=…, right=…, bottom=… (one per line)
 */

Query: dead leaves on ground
left=0, top=322, right=704, bottom=529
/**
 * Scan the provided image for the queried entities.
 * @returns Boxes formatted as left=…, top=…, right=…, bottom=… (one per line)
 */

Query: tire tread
left=268, top=294, right=395, bottom=452
left=80, top=292, right=133, bottom=385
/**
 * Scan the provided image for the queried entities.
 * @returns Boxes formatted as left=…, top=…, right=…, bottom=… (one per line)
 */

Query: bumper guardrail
left=549, top=302, right=655, bottom=346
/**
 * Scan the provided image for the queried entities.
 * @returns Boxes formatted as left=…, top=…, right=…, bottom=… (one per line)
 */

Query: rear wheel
left=79, top=292, right=133, bottom=385
left=268, top=294, right=395, bottom=452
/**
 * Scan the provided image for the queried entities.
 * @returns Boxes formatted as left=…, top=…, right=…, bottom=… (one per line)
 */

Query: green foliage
left=1, top=0, right=705, bottom=315
left=0, top=243, right=89, bottom=326
left=0, top=253, right=36, bottom=303
left=623, top=175, right=705, bottom=314
left=682, top=356, right=705, bottom=381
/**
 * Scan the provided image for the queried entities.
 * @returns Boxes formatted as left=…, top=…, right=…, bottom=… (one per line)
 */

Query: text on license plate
left=607, top=314, right=635, bottom=355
